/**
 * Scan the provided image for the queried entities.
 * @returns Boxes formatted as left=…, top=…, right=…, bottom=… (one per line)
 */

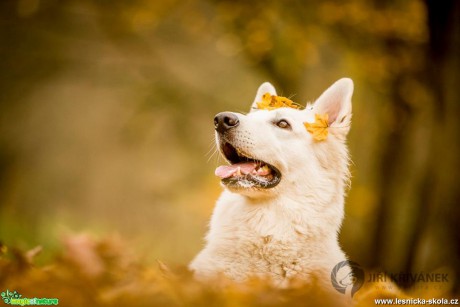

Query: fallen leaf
left=0, top=242, right=7, bottom=255
left=25, top=246, right=42, bottom=264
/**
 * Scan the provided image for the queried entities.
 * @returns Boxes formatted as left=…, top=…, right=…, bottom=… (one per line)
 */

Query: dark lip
left=218, top=141, right=282, bottom=190
left=221, top=173, right=281, bottom=189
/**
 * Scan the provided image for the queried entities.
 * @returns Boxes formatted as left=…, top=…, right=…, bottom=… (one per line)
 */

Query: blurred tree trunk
left=411, top=0, right=460, bottom=291
left=371, top=0, right=460, bottom=290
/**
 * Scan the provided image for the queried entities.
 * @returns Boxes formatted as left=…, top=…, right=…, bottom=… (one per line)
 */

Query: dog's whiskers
left=204, top=138, right=216, bottom=156
left=205, top=139, right=220, bottom=164
left=207, top=146, right=220, bottom=164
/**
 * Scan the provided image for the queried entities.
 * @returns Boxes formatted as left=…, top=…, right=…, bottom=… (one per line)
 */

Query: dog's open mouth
left=215, top=142, right=281, bottom=189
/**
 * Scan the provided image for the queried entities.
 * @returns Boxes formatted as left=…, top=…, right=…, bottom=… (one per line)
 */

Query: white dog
left=190, top=79, right=354, bottom=293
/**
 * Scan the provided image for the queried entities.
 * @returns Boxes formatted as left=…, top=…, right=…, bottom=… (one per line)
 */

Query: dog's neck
left=220, top=187, right=345, bottom=241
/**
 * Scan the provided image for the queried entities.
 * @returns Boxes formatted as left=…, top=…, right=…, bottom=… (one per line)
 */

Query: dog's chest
left=234, top=231, right=312, bottom=279
left=210, top=199, right=322, bottom=279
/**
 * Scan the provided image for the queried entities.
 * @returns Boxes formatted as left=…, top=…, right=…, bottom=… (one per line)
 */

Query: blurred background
left=0, top=0, right=459, bottom=292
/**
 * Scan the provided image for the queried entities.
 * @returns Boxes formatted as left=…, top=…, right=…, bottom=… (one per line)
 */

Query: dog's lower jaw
left=222, top=184, right=279, bottom=199
left=189, top=191, right=348, bottom=290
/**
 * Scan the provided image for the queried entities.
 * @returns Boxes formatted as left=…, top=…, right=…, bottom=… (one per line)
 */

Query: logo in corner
left=1, top=290, right=59, bottom=306
left=1, top=290, right=21, bottom=305
left=331, top=260, right=364, bottom=297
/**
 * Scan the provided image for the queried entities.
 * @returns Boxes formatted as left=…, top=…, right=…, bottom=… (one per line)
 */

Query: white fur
left=190, top=79, right=354, bottom=292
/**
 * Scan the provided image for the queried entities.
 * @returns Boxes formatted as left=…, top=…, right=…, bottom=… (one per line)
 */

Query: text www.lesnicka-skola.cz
left=374, top=298, right=459, bottom=305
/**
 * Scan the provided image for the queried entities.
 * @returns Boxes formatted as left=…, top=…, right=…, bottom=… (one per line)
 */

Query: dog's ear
left=250, top=82, right=277, bottom=112
left=313, top=78, right=353, bottom=132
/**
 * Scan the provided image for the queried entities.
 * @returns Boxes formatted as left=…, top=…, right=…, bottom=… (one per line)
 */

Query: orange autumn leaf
left=304, top=113, right=329, bottom=141
left=257, top=93, right=300, bottom=110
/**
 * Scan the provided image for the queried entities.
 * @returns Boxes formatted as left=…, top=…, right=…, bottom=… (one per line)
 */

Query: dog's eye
left=276, top=120, right=290, bottom=129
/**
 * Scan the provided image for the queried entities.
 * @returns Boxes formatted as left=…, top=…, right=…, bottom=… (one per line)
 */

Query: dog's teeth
left=235, top=167, right=242, bottom=176
left=257, top=165, right=271, bottom=176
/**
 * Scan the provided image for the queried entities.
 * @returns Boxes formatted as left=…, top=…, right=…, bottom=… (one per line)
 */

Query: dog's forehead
left=246, top=108, right=307, bottom=121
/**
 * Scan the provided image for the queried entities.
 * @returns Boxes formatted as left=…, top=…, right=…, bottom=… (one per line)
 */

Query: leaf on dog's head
left=304, top=113, right=329, bottom=141
left=257, top=93, right=300, bottom=110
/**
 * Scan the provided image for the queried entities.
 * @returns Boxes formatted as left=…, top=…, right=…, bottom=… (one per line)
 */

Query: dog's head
left=214, top=78, right=353, bottom=199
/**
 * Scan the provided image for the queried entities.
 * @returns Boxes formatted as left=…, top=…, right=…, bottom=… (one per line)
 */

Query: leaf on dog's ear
left=304, top=114, right=329, bottom=141
left=257, top=93, right=300, bottom=110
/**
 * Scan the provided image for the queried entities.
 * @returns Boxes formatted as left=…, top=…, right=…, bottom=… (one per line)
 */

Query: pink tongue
left=215, top=162, right=258, bottom=179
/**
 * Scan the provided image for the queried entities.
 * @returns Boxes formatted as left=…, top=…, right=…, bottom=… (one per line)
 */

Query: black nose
left=214, top=112, right=240, bottom=133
